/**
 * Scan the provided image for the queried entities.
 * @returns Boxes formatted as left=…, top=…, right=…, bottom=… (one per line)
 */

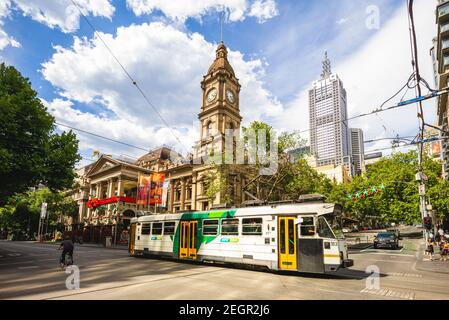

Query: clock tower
left=196, top=42, right=242, bottom=159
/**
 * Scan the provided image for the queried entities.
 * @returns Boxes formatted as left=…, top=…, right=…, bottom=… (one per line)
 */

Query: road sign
left=418, top=184, right=426, bottom=196
left=40, top=202, right=47, bottom=219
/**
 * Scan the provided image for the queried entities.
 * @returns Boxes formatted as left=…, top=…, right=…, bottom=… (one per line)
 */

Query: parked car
left=342, top=228, right=351, bottom=233
left=386, top=228, right=401, bottom=239
left=373, top=232, right=400, bottom=249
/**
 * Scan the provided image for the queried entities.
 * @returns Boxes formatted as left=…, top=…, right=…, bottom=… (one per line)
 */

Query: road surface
left=0, top=239, right=448, bottom=300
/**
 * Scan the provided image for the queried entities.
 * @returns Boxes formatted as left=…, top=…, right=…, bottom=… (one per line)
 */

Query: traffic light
left=423, top=217, right=432, bottom=230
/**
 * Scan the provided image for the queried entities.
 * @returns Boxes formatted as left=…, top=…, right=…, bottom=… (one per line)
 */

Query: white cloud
left=271, top=0, right=436, bottom=155
left=11, top=0, right=115, bottom=33
left=0, top=0, right=116, bottom=51
left=248, top=0, right=278, bottom=23
left=41, top=22, right=281, bottom=157
left=0, top=0, right=20, bottom=50
left=0, top=28, right=20, bottom=50
left=126, top=0, right=278, bottom=23
left=336, top=18, right=348, bottom=25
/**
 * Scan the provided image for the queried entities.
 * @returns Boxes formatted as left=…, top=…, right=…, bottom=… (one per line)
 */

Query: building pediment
left=86, top=156, right=121, bottom=178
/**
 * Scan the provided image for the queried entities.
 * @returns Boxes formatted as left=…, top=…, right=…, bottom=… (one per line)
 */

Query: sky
left=0, top=0, right=439, bottom=167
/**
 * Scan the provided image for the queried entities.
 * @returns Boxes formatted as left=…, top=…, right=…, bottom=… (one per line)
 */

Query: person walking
left=441, top=241, right=449, bottom=262
left=426, top=238, right=435, bottom=261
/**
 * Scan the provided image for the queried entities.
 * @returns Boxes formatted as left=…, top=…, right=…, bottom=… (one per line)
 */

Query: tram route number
left=179, top=304, right=270, bottom=318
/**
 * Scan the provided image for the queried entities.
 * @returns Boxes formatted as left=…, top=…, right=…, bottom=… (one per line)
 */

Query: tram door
left=278, top=217, right=297, bottom=270
left=129, top=223, right=136, bottom=255
left=180, top=221, right=198, bottom=260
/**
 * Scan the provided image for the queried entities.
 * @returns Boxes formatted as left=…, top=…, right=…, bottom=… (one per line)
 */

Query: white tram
left=128, top=197, right=353, bottom=274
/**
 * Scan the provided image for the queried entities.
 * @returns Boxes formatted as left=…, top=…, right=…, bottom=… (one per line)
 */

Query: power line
left=56, top=122, right=149, bottom=152
left=297, top=89, right=446, bottom=136
left=69, top=0, right=189, bottom=154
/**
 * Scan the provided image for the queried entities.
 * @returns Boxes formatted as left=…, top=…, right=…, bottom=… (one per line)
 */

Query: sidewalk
left=415, top=242, right=449, bottom=275
left=35, top=241, right=128, bottom=251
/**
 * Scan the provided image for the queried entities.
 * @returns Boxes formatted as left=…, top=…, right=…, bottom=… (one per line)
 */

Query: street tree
left=0, top=63, right=81, bottom=203
left=0, top=188, right=78, bottom=240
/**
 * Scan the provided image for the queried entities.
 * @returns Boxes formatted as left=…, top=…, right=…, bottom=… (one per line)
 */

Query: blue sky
left=0, top=0, right=438, bottom=165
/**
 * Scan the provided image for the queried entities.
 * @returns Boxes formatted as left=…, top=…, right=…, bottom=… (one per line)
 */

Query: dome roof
left=207, top=42, right=235, bottom=76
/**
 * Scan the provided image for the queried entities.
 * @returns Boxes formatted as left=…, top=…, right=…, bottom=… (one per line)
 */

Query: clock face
left=207, top=88, right=217, bottom=103
left=226, top=90, right=235, bottom=103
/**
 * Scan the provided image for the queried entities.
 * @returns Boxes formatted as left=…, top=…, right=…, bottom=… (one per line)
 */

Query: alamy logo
left=65, top=265, right=80, bottom=290
left=365, top=265, right=380, bottom=290
left=366, top=5, right=380, bottom=30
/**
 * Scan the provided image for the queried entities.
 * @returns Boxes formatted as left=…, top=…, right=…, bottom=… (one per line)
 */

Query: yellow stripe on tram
left=324, top=254, right=341, bottom=258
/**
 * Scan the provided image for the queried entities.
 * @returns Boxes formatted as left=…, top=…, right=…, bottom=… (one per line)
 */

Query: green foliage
left=0, top=188, right=78, bottom=239
left=428, top=180, right=449, bottom=220
left=0, top=63, right=81, bottom=202
left=203, top=170, right=230, bottom=204
left=325, top=151, right=447, bottom=225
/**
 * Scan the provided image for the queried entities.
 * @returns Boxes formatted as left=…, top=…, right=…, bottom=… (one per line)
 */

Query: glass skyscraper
left=309, top=52, right=351, bottom=172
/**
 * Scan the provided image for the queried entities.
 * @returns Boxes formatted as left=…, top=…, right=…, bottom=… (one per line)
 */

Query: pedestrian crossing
left=360, top=287, right=415, bottom=300
left=386, top=272, right=422, bottom=278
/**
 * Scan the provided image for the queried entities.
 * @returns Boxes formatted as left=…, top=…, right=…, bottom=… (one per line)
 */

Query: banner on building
left=149, top=173, right=165, bottom=205
left=432, top=141, right=442, bottom=157
left=136, top=173, right=151, bottom=206
left=161, top=179, right=170, bottom=208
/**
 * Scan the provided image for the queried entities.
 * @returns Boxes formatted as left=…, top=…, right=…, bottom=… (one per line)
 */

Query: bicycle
left=58, top=249, right=73, bottom=269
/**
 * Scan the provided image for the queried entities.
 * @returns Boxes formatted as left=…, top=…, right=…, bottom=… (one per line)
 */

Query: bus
left=128, top=197, right=353, bottom=274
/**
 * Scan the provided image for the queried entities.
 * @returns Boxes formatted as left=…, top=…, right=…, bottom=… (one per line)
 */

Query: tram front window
left=300, top=217, right=315, bottom=236
left=317, top=217, right=336, bottom=239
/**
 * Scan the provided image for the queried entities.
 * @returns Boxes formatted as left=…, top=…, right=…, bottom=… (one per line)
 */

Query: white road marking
left=358, top=250, right=414, bottom=257
left=361, top=247, right=404, bottom=253
left=360, top=287, right=415, bottom=300
left=387, top=272, right=423, bottom=278
left=7, top=253, right=21, bottom=257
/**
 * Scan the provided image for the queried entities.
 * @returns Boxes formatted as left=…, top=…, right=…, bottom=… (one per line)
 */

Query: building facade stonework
left=67, top=42, right=253, bottom=244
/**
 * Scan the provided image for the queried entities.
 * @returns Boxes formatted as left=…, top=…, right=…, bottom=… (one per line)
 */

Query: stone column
left=117, top=176, right=124, bottom=197
left=107, top=178, right=114, bottom=215
left=87, top=184, right=95, bottom=219
left=192, top=173, right=198, bottom=211
left=97, top=183, right=103, bottom=200
left=169, top=181, right=175, bottom=213
left=180, top=179, right=186, bottom=211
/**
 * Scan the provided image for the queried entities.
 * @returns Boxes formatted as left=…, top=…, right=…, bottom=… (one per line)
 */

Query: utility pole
left=408, top=0, right=429, bottom=241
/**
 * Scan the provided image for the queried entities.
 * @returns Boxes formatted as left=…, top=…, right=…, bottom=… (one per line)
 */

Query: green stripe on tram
left=172, top=209, right=237, bottom=256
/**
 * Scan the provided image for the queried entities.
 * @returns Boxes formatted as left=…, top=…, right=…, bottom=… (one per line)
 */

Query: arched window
left=205, top=121, right=213, bottom=137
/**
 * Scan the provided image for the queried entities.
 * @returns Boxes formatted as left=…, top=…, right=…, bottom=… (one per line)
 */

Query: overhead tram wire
left=56, top=122, right=149, bottom=152
left=295, top=86, right=447, bottom=136
left=69, top=0, right=189, bottom=155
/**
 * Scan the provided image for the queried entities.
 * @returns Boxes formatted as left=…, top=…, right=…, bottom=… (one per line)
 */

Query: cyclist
left=58, top=236, right=74, bottom=265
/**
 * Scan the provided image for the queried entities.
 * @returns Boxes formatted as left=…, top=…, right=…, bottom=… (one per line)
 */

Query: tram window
left=242, top=218, right=263, bottom=235
left=152, top=222, right=163, bottom=235
left=164, top=222, right=176, bottom=235
left=203, top=219, right=219, bottom=235
left=317, top=217, right=336, bottom=239
left=279, top=219, right=286, bottom=254
left=288, top=219, right=295, bottom=254
left=141, top=224, right=151, bottom=235
left=300, top=217, right=315, bottom=237
left=221, top=219, right=239, bottom=235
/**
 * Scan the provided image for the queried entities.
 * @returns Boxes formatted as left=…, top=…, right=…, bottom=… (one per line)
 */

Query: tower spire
left=220, top=9, right=225, bottom=43
left=321, top=51, right=332, bottom=78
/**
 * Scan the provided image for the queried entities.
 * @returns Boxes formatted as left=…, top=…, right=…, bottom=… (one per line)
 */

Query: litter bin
left=105, top=236, right=112, bottom=248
